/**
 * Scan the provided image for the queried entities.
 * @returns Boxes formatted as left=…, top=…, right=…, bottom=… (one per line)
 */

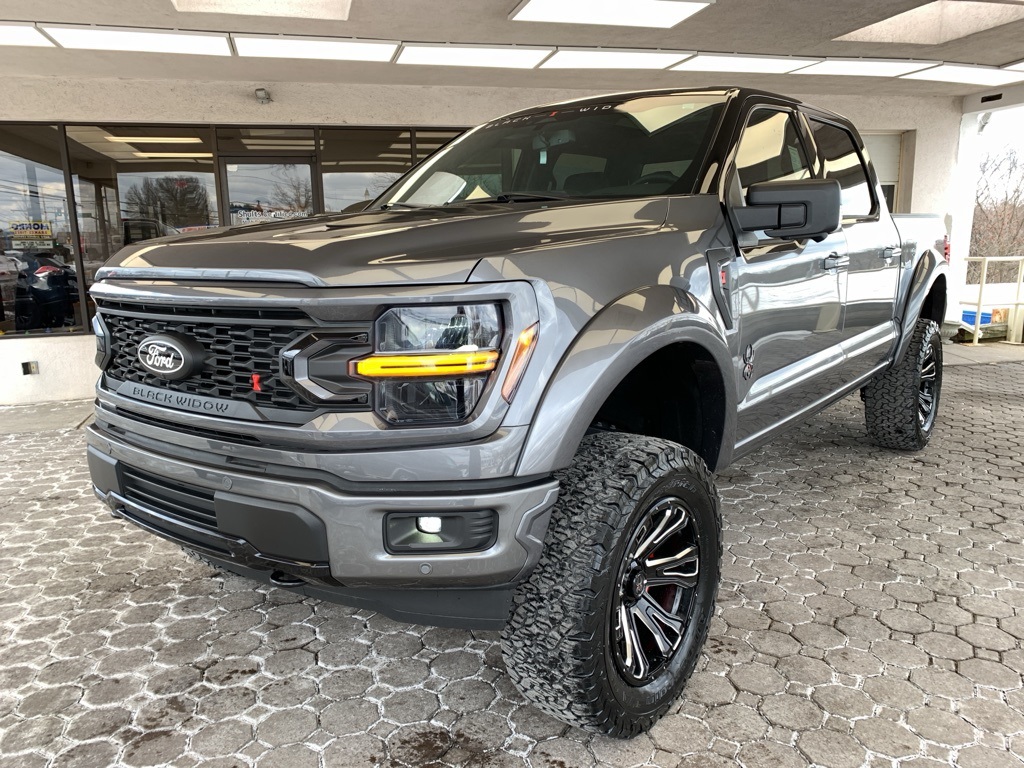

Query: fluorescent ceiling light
left=397, top=44, right=553, bottom=68
left=107, top=136, right=203, bottom=143
left=1005, top=59, right=1024, bottom=72
left=512, top=0, right=713, bottom=28
left=132, top=152, right=214, bottom=158
left=542, top=48, right=692, bottom=69
left=233, top=35, right=397, bottom=61
left=673, top=53, right=818, bottom=74
left=794, top=59, right=936, bottom=77
left=172, top=0, right=352, bottom=21
left=0, top=22, right=52, bottom=47
left=42, top=25, right=231, bottom=55
left=901, top=63, right=1024, bottom=86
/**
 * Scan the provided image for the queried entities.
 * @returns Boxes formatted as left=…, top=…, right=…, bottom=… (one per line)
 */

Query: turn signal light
left=502, top=324, right=539, bottom=403
left=353, top=350, right=499, bottom=378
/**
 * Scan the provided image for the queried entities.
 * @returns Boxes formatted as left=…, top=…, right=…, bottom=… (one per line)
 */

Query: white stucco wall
left=0, top=335, right=98, bottom=405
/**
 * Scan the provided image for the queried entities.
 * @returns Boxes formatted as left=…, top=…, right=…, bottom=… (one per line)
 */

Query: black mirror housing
left=734, top=179, right=841, bottom=241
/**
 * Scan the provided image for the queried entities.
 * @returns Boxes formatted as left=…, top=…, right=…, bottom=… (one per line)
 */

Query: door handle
left=823, top=253, right=848, bottom=271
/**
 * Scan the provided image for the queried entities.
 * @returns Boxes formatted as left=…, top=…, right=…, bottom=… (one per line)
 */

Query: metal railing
left=960, top=256, right=1024, bottom=345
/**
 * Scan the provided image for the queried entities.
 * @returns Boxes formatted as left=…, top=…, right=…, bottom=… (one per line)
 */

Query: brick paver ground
left=2, top=359, right=1023, bottom=767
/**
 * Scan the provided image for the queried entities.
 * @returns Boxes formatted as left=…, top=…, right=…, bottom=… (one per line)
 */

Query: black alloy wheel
left=612, top=496, right=700, bottom=686
left=918, top=339, right=939, bottom=431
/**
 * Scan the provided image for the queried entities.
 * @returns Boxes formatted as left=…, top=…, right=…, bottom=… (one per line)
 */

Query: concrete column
left=947, top=113, right=984, bottom=327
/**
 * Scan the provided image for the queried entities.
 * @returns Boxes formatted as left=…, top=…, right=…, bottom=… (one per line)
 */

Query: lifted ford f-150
left=87, top=87, right=948, bottom=737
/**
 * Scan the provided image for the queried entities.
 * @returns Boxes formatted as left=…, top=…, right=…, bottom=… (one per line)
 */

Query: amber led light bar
left=353, top=350, right=499, bottom=378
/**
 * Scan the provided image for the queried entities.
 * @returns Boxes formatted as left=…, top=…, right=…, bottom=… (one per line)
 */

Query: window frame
left=729, top=106, right=815, bottom=204
left=801, top=112, right=880, bottom=224
left=724, top=104, right=817, bottom=249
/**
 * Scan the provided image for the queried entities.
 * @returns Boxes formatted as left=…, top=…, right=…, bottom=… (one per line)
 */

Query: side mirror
left=733, top=178, right=841, bottom=241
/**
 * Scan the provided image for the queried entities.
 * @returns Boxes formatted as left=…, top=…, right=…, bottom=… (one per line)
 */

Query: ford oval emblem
left=137, top=335, right=191, bottom=379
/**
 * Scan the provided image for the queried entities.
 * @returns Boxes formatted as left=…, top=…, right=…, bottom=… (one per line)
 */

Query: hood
left=95, top=198, right=670, bottom=287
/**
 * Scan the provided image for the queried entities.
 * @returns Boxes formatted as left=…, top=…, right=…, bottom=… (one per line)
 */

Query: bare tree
left=124, top=176, right=212, bottom=228
left=370, top=172, right=400, bottom=198
left=970, top=149, right=1024, bottom=283
left=272, top=167, right=313, bottom=212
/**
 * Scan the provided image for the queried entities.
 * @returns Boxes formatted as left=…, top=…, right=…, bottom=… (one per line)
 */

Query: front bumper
left=87, top=425, right=558, bottom=627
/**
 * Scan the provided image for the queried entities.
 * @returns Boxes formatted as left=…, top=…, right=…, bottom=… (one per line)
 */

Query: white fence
left=959, top=256, right=1024, bottom=345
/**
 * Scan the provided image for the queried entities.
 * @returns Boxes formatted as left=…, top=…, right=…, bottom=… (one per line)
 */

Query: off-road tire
left=863, top=318, right=942, bottom=451
left=501, top=432, right=722, bottom=738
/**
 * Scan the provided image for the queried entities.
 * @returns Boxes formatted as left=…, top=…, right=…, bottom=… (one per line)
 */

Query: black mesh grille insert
left=102, top=312, right=315, bottom=411
left=96, top=300, right=308, bottom=321
left=122, top=468, right=218, bottom=531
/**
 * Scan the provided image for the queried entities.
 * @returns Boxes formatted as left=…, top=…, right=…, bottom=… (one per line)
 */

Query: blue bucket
left=962, top=310, right=993, bottom=325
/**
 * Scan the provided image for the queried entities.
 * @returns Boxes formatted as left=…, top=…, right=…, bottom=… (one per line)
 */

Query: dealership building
left=2, top=0, right=1024, bottom=405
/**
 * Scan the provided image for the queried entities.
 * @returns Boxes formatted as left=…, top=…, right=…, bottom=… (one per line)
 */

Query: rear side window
left=733, top=109, right=811, bottom=198
left=809, top=119, right=874, bottom=218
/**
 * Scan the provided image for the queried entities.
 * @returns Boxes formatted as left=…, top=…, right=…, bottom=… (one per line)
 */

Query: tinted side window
left=810, top=120, right=874, bottom=217
left=734, top=109, right=811, bottom=199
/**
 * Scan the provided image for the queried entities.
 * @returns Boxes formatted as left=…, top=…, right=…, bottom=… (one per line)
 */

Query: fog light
left=384, top=510, right=498, bottom=554
left=417, top=516, right=443, bottom=534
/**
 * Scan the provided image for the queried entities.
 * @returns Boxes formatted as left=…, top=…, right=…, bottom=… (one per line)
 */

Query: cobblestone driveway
left=2, top=360, right=1024, bottom=768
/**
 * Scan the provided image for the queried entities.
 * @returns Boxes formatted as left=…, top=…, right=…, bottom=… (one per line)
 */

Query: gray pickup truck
left=87, top=87, right=948, bottom=737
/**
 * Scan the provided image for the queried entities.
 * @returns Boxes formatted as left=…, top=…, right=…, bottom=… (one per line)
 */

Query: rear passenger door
left=727, top=107, right=848, bottom=450
left=806, top=116, right=902, bottom=383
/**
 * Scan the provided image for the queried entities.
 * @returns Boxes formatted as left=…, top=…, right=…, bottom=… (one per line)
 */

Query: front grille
left=121, top=467, right=218, bottom=531
left=101, top=309, right=316, bottom=411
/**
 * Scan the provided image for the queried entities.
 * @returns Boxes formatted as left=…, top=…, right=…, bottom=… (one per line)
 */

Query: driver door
left=727, top=108, right=847, bottom=450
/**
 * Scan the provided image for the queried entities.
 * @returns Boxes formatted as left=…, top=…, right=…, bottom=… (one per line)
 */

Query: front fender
left=894, top=249, right=947, bottom=365
left=515, top=285, right=736, bottom=477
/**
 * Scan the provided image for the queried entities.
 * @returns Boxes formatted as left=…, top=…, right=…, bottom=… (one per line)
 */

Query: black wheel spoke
left=630, top=500, right=687, bottom=562
left=647, top=544, right=699, bottom=588
left=634, top=595, right=684, bottom=655
left=620, top=603, right=650, bottom=680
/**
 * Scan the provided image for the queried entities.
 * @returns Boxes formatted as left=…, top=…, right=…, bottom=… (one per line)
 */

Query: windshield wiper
left=458, top=192, right=576, bottom=205
left=378, top=202, right=436, bottom=210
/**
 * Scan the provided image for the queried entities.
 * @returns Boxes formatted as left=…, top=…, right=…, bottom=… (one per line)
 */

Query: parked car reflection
left=0, top=250, right=79, bottom=333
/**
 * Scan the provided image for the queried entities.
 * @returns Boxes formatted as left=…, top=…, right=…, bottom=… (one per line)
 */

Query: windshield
left=374, top=94, right=726, bottom=208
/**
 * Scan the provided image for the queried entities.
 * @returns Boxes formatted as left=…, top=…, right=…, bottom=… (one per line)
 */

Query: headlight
left=92, top=313, right=111, bottom=368
left=353, top=304, right=503, bottom=425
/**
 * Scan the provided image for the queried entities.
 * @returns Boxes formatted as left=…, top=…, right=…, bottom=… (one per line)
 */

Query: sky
left=979, top=108, right=1024, bottom=158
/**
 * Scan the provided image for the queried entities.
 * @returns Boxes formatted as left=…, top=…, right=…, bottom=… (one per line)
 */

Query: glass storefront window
left=321, top=129, right=414, bottom=212
left=224, top=162, right=315, bottom=225
left=0, top=123, right=469, bottom=338
left=0, top=125, right=79, bottom=335
left=64, top=126, right=218, bottom=256
left=414, top=129, right=464, bottom=162
left=217, top=127, right=315, bottom=154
